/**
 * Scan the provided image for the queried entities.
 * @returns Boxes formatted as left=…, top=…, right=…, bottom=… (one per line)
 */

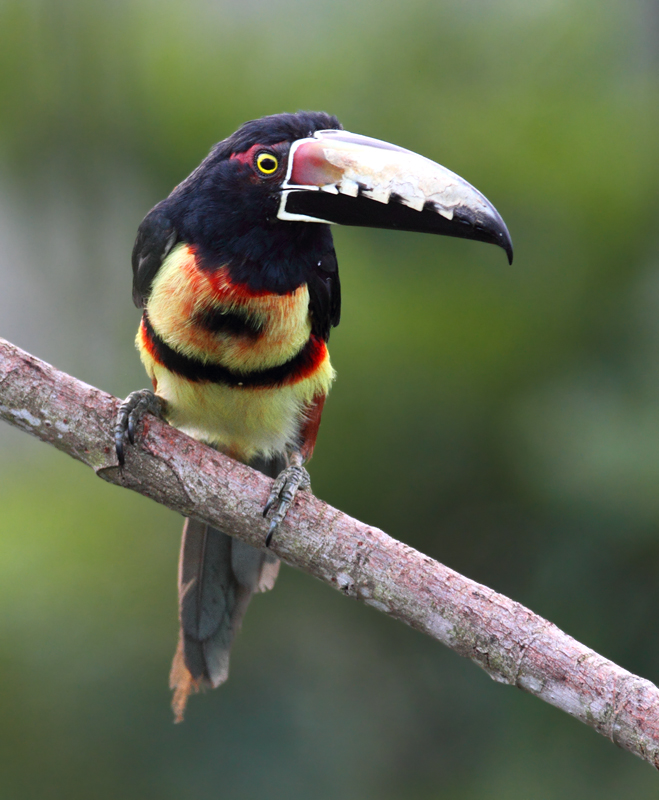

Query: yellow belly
left=137, top=243, right=336, bottom=461
left=138, top=346, right=334, bottom=461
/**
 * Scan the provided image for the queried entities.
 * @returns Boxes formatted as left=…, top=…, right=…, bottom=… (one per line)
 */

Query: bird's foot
left=115, top=388, right=167, bottom=465
left=263, top=456, right=311, bottom=547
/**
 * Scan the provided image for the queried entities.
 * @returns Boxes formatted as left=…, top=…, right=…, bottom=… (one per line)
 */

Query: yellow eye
left=256, top=152, right=279, bottom=175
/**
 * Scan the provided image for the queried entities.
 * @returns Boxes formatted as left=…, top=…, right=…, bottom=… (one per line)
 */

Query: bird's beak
left=277, top=129, right=513, bottom=264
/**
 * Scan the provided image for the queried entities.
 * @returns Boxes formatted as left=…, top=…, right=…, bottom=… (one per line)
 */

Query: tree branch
left=1, top=335, right=658, bottom=769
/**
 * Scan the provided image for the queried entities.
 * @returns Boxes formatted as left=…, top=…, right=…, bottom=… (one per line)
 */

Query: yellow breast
left=146, top=243, right=312, bottom=371
left=136, top=243, right=335, bottom=461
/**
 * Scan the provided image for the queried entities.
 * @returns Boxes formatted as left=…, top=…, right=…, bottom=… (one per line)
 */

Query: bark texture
left=1, top=336, right=658, bottom=769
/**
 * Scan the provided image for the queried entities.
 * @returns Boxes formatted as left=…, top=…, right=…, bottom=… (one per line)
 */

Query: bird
left=114, top=110, right=512, bottom=721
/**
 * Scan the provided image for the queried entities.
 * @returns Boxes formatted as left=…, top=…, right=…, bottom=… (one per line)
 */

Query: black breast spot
left=194, top=306, right=264, bottom=339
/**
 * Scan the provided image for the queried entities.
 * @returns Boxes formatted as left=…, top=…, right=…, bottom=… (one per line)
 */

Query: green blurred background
left=1, top=0, right=658, bottom=796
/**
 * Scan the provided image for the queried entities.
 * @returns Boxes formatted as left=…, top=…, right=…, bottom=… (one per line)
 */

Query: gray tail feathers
left=169, top=454, right=284, bottom=722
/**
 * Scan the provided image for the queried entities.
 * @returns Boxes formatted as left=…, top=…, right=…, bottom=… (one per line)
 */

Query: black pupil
left=261, top=156, right=276, bottom=171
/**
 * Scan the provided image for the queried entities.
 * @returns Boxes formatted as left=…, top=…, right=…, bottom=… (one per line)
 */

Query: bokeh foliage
left=0, top=0, right=658, bottom=796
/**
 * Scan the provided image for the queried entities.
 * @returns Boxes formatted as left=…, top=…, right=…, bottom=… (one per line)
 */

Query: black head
left=148, top=109, right=512, bottom=297
left=160, top=111, right=342, bottom=293
left=209, top=111, right=342, bottom=161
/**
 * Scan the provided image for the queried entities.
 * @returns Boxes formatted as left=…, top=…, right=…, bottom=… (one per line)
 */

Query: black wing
left=307, top=247, right=341, bottom=342
left=131, top=204, right=178, bottom=308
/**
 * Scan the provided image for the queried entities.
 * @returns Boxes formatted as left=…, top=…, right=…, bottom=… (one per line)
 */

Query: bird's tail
left=169, top=455, right=284, bottom=722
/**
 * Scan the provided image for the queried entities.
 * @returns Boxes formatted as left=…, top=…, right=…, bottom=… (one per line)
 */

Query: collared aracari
left=114, top=111, right=513, bottom=720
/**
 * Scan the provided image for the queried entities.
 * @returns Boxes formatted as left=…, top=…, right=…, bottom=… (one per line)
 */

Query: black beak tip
left=493, top=217, right=513, bottom=265
left=503, top=233, right=514, bottom=265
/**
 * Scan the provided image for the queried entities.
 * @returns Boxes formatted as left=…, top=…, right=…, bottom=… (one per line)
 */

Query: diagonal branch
left=0, top=335, right=658, bottom=769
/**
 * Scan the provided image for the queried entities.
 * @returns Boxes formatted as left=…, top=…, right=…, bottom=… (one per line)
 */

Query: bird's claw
left=115, top=389, right=166, bottom=466
left=263, top=463, right=311, bottom=547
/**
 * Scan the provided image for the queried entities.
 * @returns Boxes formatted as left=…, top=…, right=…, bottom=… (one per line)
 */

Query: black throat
left=167, top=164, right=335, bottom=295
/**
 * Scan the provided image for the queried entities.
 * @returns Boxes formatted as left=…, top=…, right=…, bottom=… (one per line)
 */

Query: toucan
left=114, top=111, right=513, bottom=721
